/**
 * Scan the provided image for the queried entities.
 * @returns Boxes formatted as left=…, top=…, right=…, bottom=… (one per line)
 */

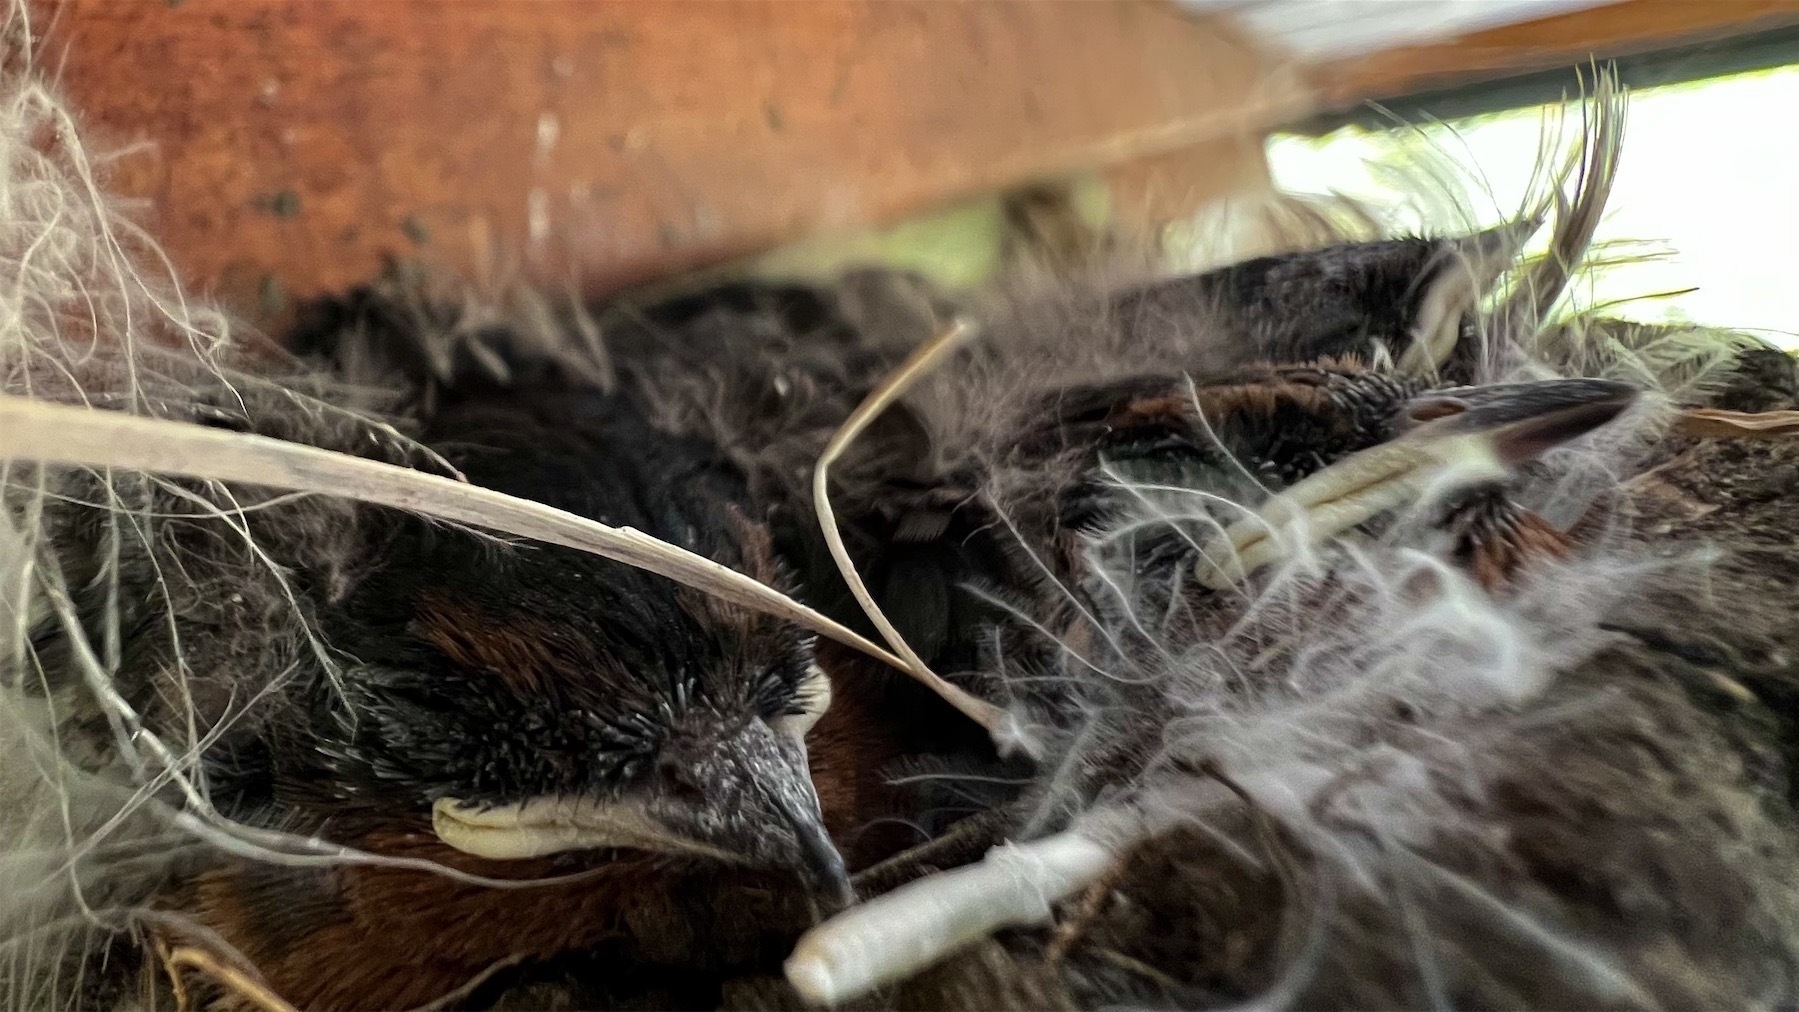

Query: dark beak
left=1197, top=377, right=1637, bottom=588
left=781, top=788, right=858, bottom=913
left=1400, top=378, right=1639, bottom=466
left=430, top=718, right=853, bottom=913
left=647, top=719, right=855, bottom=912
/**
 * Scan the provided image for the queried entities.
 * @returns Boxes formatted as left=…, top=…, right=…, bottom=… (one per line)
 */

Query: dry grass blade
left=811, top=318, right=1029, bottom=754
left=1508, top=64, right=1626, bottom=348
left=160, top=945, right=298, bottom=1012
left=0, top=393, right=908, bottom=671
left=1674, top=407, right=1799, bottom=440
left=404, top=954, right=530, bottom=1012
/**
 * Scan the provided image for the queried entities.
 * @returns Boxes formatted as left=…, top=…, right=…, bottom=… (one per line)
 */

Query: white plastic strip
left=785, top=829, right=1116, bottom=1005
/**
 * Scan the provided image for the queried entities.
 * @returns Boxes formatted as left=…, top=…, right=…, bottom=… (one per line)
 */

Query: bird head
left=282, top=394, right=854, bottom=909
left=1038, top=359, right=1638, bottom=590
left=1112, top=219, right=1535, bottom=369
left=1194, top=370, right=1637, bottom=589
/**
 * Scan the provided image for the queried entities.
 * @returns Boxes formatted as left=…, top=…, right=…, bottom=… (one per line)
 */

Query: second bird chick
left=162, top=303, right=852, bottom=1011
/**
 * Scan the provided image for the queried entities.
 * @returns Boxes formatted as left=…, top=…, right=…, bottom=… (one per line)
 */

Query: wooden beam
left=37, top=0, right=1308, bottom=316
left=1316, top=0, right=1799, bottom=111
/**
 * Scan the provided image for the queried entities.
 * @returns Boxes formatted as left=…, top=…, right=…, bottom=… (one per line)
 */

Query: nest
left=1, top=12, right=1798, bottom=1012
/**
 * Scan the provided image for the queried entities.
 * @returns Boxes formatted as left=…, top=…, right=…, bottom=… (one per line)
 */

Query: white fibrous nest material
left=0, top=8, right=455, bottom=1006
left=0, top=5, right=1791, bottom=1010
left=0, top=10, right=903, bottom=1010
left=784, top=76, right=1799, bottom=1009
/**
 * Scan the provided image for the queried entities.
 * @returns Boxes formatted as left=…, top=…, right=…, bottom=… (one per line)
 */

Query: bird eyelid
left=770, top=664, right=832, bottom=740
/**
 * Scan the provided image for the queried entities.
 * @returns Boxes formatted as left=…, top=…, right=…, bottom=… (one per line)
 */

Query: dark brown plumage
left=18, top=158, right=1799, bottom=1012
left=771, top=363, right=1799, bottom=1012
left=40, top=292, right=861, bottom=1011
left=133, top=223, right=1583, bottom=1008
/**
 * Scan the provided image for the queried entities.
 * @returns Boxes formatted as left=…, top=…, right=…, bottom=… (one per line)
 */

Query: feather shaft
left=0, top=393, right=908, bottom=672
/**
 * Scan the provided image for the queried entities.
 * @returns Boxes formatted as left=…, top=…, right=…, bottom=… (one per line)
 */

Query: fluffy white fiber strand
left=0, top=10, right=1761, bottom=1008
left=787, top=75, right=1683, bottom=1003
left=0, top=7, right=362, bottom=1004
left=787, top=461, right=1670, bottom=1004
left=0, top=9, right=907, bottom=1009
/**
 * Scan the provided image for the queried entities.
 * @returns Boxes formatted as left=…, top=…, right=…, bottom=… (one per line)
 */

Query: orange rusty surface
left=36, top=0, right=1307, bottom=314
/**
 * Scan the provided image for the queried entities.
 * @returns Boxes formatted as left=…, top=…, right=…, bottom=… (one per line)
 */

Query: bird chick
left=558, top=219, right=1595, bottom=873
left=769, top=290, right=1644, bottom=1007
left=777, top=344, right=1799, bottom=1012
left=952, top=357, right=1636, bottom=614
left=985, top=360, right=1640, bottom=765
left=147, top=163, right=1601, bottom=1010
left=149, top=309, right=851, bottom=1010
left=1107, top=220, right=1533, bottom=370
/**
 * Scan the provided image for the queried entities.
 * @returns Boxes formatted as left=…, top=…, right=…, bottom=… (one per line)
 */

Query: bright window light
left=1268, top=65, right=1799, bottom=347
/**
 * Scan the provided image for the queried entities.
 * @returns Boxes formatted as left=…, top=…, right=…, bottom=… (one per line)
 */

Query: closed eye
left=770, top=664, right=832, bottom=740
